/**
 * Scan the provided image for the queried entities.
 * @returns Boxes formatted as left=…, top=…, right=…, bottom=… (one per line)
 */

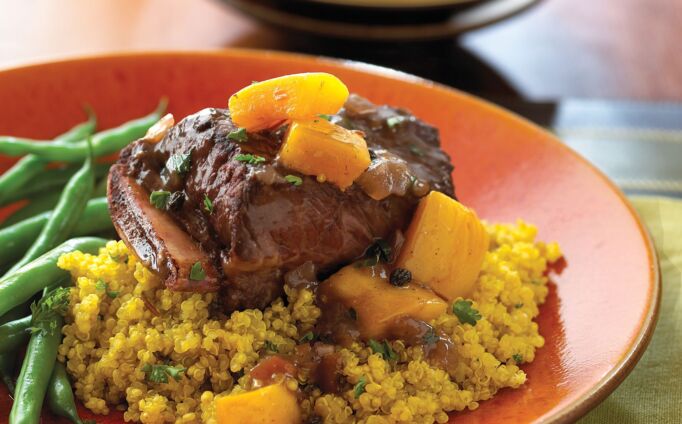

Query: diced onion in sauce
left=356, top=150, right=413, bottom=200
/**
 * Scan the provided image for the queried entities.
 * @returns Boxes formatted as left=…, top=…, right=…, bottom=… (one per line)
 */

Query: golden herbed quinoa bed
left=56, top=221, right=561, bottom=424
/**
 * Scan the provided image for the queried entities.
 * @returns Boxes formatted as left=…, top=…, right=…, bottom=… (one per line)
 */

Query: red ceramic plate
left=0, top=51, right=659, bottom=423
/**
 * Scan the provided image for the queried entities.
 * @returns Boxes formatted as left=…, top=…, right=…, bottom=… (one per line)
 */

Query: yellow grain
left=58, top=221, right=560, bottom=423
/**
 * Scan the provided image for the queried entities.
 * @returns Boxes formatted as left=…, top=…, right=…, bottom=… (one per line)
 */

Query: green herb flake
left=165, top=151, right=192, bottom=175
left=356, top=239, right=392, bottom=267
left=96, top=279, right=107, bottom=291
left=514, top=303, right=524, bottom=309
left=203, top=195, right=214, bottom=214
left=422, top=327, right=439, bottom=345
left=383, top=341, right=398, bottom=361
left=149, top=190, right=171, bottom=209
left=299, top=332, right=315, bottom=343
left=284, top=175, right=303, bottom=186
left=109, top=253, right=128, bottom=264
left=189, top=262, right=206, bottom=281
left=29, top=287, right=71, bottom=336
left=512, top=354, right=523, bottom=363
left=234, top=153, right=266, bottom=165
left=368, top=339, right=384, bottom=356
left=96, top=279, right=119, bottom=298
left=143, top=363, right=186, bottom=384
left=452, top=300, right=482, bottom=326
left=228, top=128, right=248, bottom=143
left=354, top=376, right=367, bottom=398
left=368, top=339, right=397, bottom=362
left=386, top=116, right=407, bottom=129
left=317, top=114, right=332, bottom=121
left=264, top=340, right=279, bottom=353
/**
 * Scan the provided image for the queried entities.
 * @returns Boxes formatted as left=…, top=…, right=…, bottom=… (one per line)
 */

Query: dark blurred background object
left=1, top=0, right=681, bottom=196
left=222, top=0, right=538, bottom=41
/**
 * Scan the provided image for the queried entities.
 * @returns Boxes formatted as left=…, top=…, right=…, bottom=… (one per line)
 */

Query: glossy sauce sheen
left=0, top=53, right=657, bottom=424
left=109, top=95, right=454, bottom=311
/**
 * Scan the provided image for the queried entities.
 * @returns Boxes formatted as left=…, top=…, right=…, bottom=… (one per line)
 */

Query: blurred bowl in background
left=306, top=0, right=479, bottom=9
left=222, top=0, right=540, bottom=41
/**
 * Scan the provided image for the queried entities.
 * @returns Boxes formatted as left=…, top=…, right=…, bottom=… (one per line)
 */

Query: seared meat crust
left=108, top=95, right=454, bottom=310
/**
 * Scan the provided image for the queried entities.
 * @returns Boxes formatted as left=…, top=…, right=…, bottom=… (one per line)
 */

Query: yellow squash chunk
left=396, top=191, right=489, bottom=301
left=279, top=119, right=371, bottom=190
left=228, top=72, right=350, bottom=130
left=215, top=383, right=301, bottom=424
left=320, top=264, right=448, bottom=340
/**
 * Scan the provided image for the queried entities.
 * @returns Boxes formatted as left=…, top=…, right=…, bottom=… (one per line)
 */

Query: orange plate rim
left=0, top=49, right=662, bottom=423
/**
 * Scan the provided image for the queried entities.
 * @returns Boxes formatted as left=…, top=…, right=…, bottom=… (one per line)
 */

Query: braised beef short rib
left=108, top=95, right=454, bottom=310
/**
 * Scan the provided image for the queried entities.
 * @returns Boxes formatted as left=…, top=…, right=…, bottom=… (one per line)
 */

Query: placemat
left=580, top=196, right=682, bottom=422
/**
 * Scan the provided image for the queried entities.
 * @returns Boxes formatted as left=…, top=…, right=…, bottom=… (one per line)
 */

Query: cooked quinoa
left=57, top=220, right=561, bottom=424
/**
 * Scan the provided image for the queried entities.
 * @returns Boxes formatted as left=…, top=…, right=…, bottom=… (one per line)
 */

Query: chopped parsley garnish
left=389, top=268, right=412, bottom=287
left=299, top=332, right=316, bottom=343
left=189, top=262, right=206, bottom=281
left=386, top=116, right=407, bottom=129
left=142, top=363, right=186, bottom=384
left=512, top=354, right=523, bottom=363
left=284, top=175, right=303, bottom=186
left=234, top=153, right=266, bottom=165
left=96, top=279, right=107, bottom=291
left=203, top=195, right=214, bottom=214
left=422, top=327, right=439, bottom=345
left=227, top=128, right=248, bottom=143
left=368, top=339, right=398, bottom=361
left=452, top=300, right=482, bottom=326
left=354, top=376, right=367, bottom=398
left=514, top=303, right=524, bottom=309
left=28, top=287, right=71, bottom=336
left=264, top=340, right=279, bottom=352
left=165, top=151, right=192, bottom=175
left=317, top=114, right=332, bottom=121
left=149, top=190, right=171, bottom=209
left=348, top=308, right=358, bottom=321
left=356, top=239, right=392, bottom=267
left=95, top=279, right=119, bottom=299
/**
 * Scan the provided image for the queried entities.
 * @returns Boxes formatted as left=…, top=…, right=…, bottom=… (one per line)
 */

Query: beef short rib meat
left=108, top=95, right=454, bottom=310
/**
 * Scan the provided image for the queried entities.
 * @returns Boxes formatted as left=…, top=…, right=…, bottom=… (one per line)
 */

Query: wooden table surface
left=1, top=0, right=681, bottom=101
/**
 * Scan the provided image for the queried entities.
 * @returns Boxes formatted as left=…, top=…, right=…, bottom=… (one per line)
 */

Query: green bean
left=0, top=163, right=111, bottom=207
left=92, top=173, right=109, bottom=198
left=0, top=315, right=31, bottom=355
left=10, top=287, right=69, bottom=424
left=4, top=142, right=95, bottom=276
left=0, top=191, right=62, bottom=229
left=0, top=99, right=166, bottom=162
left=47, top=362, right=83, bottom=424
left=0, top=302, right=31, bottom=394
left=0, top=111, right=96, bottom=205
left=0, top=197, right=111, bottom=267
left=0, top=237, right=107, bottom=318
